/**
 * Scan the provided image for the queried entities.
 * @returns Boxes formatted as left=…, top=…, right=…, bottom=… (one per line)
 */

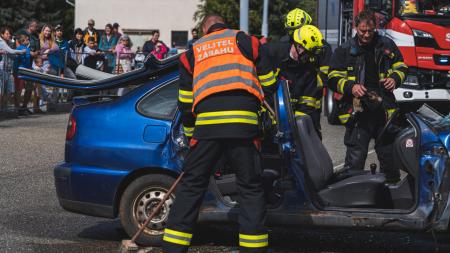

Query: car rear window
left=138, top=79, right=179, bottom=120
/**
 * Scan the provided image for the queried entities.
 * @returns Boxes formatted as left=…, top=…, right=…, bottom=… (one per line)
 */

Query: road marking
left=333, top=149, right=375, bottom=173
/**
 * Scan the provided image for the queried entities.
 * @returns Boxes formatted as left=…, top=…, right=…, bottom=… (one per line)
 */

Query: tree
left=194, top=0, right=317, bottom=39
left=0, top=0, right=74, bottom=39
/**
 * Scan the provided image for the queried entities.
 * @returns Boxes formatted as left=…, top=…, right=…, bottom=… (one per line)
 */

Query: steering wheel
left=375, top=109, right=401, bottom=145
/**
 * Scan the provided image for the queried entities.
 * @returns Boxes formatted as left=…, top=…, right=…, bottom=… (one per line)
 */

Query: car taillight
left=66, top=115, right=77, bottom=140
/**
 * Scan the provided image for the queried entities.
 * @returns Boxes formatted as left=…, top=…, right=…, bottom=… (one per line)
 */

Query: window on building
left=171, top=31, right=188, bottom=49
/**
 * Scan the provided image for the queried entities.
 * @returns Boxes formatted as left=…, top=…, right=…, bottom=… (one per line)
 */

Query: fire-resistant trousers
left=162, top=138, right=268, bottom=253
left=343, top=111, right=400, bottom=181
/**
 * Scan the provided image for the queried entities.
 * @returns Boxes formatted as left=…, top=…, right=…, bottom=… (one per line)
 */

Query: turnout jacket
left=178, top=23, right=277, bottom=140
left=328, top=33, right=407, bottom=124
left=266, top=39, right=332, bottom=116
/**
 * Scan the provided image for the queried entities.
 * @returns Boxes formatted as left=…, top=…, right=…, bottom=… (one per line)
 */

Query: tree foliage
left=194, top=0, right=317, bottom=39
left=0, top=0, right=74, bottom=39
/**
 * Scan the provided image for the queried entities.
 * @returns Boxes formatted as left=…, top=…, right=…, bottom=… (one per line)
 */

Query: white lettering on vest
left=195, top=39, right=235, bottom=61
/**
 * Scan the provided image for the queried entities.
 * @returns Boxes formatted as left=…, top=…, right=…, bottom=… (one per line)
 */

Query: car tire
left=119, top=174, right=176, bottom=246
left=325, top=91, right=341, bottom=125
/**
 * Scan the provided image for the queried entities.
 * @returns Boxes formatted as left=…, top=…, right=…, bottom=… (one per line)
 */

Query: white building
left=74, top=0, right=200, bottom=50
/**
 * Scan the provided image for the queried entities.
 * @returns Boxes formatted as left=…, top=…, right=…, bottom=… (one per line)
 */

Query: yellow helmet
left=285, top=8, right=312, bottom=30
left=293, top=25, right=324, bottom=54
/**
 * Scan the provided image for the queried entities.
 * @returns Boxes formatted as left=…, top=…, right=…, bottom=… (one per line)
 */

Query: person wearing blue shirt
left=52, top=25, right=76, bottom=79
left=13, top=34, right=32, bottom=115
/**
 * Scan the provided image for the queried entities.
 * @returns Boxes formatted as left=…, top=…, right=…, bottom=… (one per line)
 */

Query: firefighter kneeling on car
left=161, top=14, right=277, bottom=253
left=328, top=10, right=407, bottom=182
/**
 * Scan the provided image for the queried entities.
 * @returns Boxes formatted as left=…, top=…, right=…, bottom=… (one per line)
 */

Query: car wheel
left=119, top=174, right=176, bottom=246
left=326, top=91, right=341, bottom=125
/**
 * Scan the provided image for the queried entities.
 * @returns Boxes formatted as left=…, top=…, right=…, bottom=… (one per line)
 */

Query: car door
left=135, top=77, right=183, bottom=172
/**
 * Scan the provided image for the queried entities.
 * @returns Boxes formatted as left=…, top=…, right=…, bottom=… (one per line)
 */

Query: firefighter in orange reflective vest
left=161, top=14, right=277, bottom=253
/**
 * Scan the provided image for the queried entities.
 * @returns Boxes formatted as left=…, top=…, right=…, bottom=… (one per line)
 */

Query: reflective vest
left=192, top=29, right=264, bottom=110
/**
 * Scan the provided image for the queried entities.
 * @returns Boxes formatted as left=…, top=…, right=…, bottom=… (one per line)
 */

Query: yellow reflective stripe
left=164, top=229, right=193, bottom=239
left=258, top=71, right=275, bottom=80
left=196, top=118, right=258, bottom=125
left=260, top=77, right=277, bottom=87
left=320, top=66, right=329, bottom=74
left=239, top=234, right=269, bottom=240
left=196, top=110, right=258, bottom=125
left=338, top=114, right=350, bottom=123
left=299, top=96, right=317, bottom=103
left=295, top=111, right=307, bottom=116
left=259, top=70, right=277, bottom=86
left=179, top=90, right=193, bottom=103
left=379, top=73, right=385, bottom=79
left=275, top=68, right=280, bottom=77
left=392, top=61, right=407, bottom=69
left=329, top=70, right=347, bottom=78
left=183, top=126, right=194, bottom=137
left=179, top=97, right=193, bottom=103
left=197, top=110, right=256, bottom=117
left=163, top=228, right=193, bottom=246
left=239, top=233, right=269, bottom=248
left=163, top=236, right=191, bottom=246
left=179, top=90, right=193, bottom=96
left=348, top=76, right=356, bottom=81
left=317, top=74, right=323, bottom=88
left=240, top=241, right=269, bottom=248
left=337, top=79, right=347, bottom=94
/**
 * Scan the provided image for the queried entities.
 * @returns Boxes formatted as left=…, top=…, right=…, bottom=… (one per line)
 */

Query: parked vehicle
left=18, top=56, right=450, bottom=246
left=318, top=0, right=450, bottom=124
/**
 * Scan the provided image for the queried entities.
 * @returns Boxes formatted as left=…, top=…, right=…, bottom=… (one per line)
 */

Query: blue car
left=19, top=56, right=450, bottom=246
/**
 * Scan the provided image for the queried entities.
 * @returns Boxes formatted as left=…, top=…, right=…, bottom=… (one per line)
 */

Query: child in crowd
left=83, top=36, right=104, bottom=70
left=151, top=41, right=169, bottom=60
left=13, top=34, right=32, bottom=115
left=33, top=56, right=50, bottom=105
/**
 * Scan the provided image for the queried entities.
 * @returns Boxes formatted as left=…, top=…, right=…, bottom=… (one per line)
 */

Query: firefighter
left=266, top=8, right=331, bottom=138
left=161, top=14, right=277, bottom=253
left=289, top=25, right=330, bottom=139
left=327, top=10, right=407, bottom=181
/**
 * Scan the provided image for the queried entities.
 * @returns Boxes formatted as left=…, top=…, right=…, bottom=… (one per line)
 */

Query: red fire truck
left=318, top=0, right=450, bottom=124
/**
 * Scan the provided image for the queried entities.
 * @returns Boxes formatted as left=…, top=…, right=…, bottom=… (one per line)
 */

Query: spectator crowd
left=0, top=18, right=179, bottom=116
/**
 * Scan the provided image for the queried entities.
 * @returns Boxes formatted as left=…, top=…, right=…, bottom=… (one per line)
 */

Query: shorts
left=14, top=76, right=26, bottom=91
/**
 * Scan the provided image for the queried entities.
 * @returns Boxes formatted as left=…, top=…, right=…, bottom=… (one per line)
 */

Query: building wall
left=75, top=0, right=200, bottom=50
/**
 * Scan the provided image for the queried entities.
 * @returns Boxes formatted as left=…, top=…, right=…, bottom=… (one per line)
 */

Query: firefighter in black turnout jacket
left=267, top=24, right=331, bottom=138
left=328, top=10, right=407, bottom=180
left=161, top=14, right=277, bottom=253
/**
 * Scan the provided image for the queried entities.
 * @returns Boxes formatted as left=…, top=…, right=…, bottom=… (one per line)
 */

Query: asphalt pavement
left=0, top=113, right=449, bottom=253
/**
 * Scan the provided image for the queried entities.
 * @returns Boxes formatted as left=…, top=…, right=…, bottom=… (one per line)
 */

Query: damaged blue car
left=18, top=55, right=450, bottom=246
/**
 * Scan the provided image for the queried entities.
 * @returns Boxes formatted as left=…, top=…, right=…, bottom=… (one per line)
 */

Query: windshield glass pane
left=397, top=0, right=450, bottom=16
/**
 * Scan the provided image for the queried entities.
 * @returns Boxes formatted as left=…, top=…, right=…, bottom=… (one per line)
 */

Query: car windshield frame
left=396, top=0, right=450, bottom=18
